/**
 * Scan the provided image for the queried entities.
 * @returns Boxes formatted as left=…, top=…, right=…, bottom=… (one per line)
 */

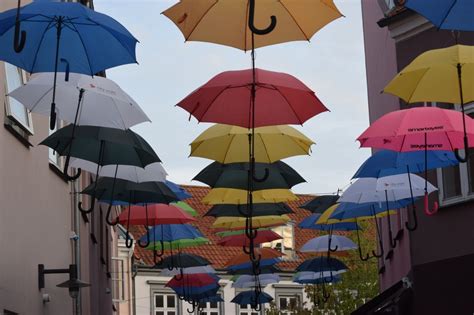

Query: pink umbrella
left=217, top=230, right=282, bottom=247
left=357, top=107, right=474, bottom=215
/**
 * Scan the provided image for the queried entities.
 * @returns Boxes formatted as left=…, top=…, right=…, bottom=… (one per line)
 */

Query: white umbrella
left=300, top=235, right=357, bottom=253
left=69, top=158, right=167, bottom=183
left=159, top=266, right=216, bottom=277
left=9, top=72, right=150, bottom=129
left=338, top=174, right=437, bottom=204
left=232, top=274, right=280, bottom=288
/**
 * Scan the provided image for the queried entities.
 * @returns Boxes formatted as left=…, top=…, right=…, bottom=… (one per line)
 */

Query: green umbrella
left=215, top=228, right=271, bottom=237
left=145, top=237, right=209, bottom=251
left=193, top=161, right=305, bottom=190
left=204, top=203, right=293, bottom=217
left=172, top=201, right=198, bottom=217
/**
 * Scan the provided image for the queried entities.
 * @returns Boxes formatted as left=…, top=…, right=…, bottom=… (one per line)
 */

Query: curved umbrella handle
left=252, top=167, right=269, bottom=183
left=63, top=153, right=82, bottom=181
left=60, top=58, right=70, bottom=82
left=454, top=136, right=469, bottom=163
left=248, top=0, right=276, bottom=35
left=153, top=249, right=164, bottom=266
left=105, top=204, right=119, bottom=226
left=124, top=229, right=133, bottom=249
left=405, top=205, right=418, bottom=231
left=328, top=242, right=338, bottom=252
left=186, top=302, right=197, bottom=314
left=78, top=196, right=95, bottom=214
left=424, top=192, right=439, bottom=216
left=371, top=241, right=384, bottom=258
left=355, top=224, right=369, bottom=261
left=243, top=245, right=251, bottom=255
left=13, top=0, right=26, bottom=53
left=252, top=302, right=261, bottom=312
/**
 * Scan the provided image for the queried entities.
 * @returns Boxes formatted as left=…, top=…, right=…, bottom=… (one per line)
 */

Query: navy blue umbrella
left=405, top=0, right=474, bottom=31
left=231, top=290, right=273, bottom=306
left=296, top=257, right=348, bottom=273
left=299, top=213, right=361, bottom=231
left=0, top=1, right=138, bottom=129
left=165, top=180, right=192, bottom=200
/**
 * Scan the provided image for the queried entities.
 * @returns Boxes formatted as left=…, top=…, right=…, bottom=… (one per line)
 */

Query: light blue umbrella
left=300, top=235, right=357, bottom=253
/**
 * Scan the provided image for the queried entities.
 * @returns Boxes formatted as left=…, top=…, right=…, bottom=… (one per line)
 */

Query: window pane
left=280, top=298, right=288, bottom=309
left=155, top=295, right=164, bottom=308
left=168, top=312, right=175, bottom=315
left=442, top=165, right=462, bottom=199
left=210, top=301, right=218, bottom=308
left=167, top=295, right=175, bottom=308
left=156, top=312, right=164, bottom=315
left=199, top=301, right=206, bottom=308
left=4, top=63, right=29, bottom=127
left=211, top=312, right=218, bottom=315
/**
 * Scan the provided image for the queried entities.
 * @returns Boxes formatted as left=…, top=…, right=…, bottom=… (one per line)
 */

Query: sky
left=93, top=0, right=370, bottom=195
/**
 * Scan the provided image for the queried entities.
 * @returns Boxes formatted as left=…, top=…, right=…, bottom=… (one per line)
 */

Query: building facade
left=358, top=1, right=474, bottom=314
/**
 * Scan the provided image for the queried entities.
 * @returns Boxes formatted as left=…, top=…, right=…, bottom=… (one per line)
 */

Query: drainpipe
left=71, top=179, right=82, bottom=315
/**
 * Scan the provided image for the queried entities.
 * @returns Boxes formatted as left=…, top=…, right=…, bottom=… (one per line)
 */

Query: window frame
left=199, top=291, right=224, bottom=315
left=111, top=257, right=125, bottom=303
left=3, top=62, right=34, bottom=135
left=261, top=222, right=296, bottom=260
left=152, top=292, right=178, bottom=315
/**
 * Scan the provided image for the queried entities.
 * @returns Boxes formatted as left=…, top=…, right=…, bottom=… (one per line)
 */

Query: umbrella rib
left=279, top=2, right=310, bottom=41
left=29, top=20, right=56, bottom=73
left=276, top=88, right=304, bottom=124
left=28, top=86, right=54, bottom=113
left=190, top=85, right=232, bottom=122
left=183, top=0, right=219, bottom=42
left=68, top=22, right=95, bottom=76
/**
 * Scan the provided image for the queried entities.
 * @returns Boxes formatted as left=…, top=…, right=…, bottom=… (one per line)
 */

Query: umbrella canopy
left=299, top=195, right=339, bottom=213
left=155, top=254, right=211, bottom=270
left=227, top=258, right=282, bottom=271
left=41, top=125, right=160, bottom=167
left=0, top=1, right=137, bottom=74
left=357, top=107, right=474, bottom=152
left=338, top=174, right=437, bottom=204
left=296, top=257, right=348, bottom=273
left=167, top=274, right=218, bottom=289
left=300, top=235, right=357, bottom=253
left=228, top=265, right=282, bottom=275
left=159, top=266, right=216, bottom=277
left=171, top=283, right=220, bottom=297
left=232, top=274, right=280, bottom=288
left=140, top=224, right=205, bottom=244
left=202, top=188, right=297, bottom=205
left=194, top=161, right=305, bottom=190
left=205, top=203, right=292, bottom=217
left=165, top=181, right=192, bottom=200
left=328, top=202, right=399, bottom=221
left=404, top=1, right=474, bottom=32
left=231, top=290, right=273, bottom=306
left=162, top=0, right=342, bottom=51
left=384, top=45, right=474, bottom=105
left=298, top=213, right=361, bottom=231
left=116, top=204, right=196, bottom=226
left=212, top=215, right=291, bottom=230
left=9, top=73, right=149, bottom=129
left=225, top=248, right=283, bottom=267
left=217, top=230, right=282, bottom=247
left=171, top=201, right=198, bottom=217
left=69, top=159, right=167, bottom=183
left=177, top=68, right=327, bottom=128
left=191, top=124, right=314, bottom=163
left=82, top=178, right=179, bottom=205
left=353, top=150, right=459, bottom=178
left=294, top=272, right=343, bottom=284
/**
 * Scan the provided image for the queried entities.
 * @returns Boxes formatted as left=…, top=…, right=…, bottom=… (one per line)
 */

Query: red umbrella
left=357, top=106, right=474, bottom=215
left=166, top=273, right=218, bottom=288
left=117, top=204, right=196, bottom=226
left=225, top=248, right=284, bottom=267
left=217, top=230, right=282, bottom=247
left=177, top=68, right=328, bottom=128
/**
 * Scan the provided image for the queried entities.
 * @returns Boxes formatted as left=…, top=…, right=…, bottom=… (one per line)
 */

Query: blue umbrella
left=181, top=288, right=221, bottom=313
left=296, top=257, right=348, bottom=273
left=329, top=200, right=413, bottom=221
left=299, top=213, right=360, bottom=231
left=293, top=273, right=342, bottom=285
left=0, top=1, right=138, bottom=128
left=226, top=257, right=281, bottom=271
left=231, top=290, right=273, bottom=306
left=165, top=180, right=192, bottom=200
left=405, top=0, right=474, bottom=31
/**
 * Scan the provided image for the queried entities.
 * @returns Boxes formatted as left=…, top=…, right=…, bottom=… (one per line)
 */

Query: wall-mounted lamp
left=38, top=264, right=90, bottom=299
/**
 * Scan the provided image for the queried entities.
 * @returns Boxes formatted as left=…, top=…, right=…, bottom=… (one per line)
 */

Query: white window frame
left=111, top=257, right=125, bottom=303
left=277, top=294, right=303, bottom=315
left=261, top=222, right=295, bottom=260
left=237, top=303, right=263, bottom=315
left=48, top=118, right=64, bottom=168
left=198, top=292, right=224, bottom=315
left=152, top=292, right=178, bottom=315
left=435, top=102, right=474, bottom=206
left=3, top=62, right=34, bottom=134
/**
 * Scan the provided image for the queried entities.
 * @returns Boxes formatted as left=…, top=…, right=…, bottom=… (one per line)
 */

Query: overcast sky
left=93, top=0, right=370, bottom=195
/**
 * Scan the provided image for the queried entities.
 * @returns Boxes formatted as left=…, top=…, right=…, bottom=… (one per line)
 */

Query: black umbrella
left=204, top=203, right=293, bottom=217
left=155, top=253, right=211, bottom=270
left=296, top=257, right=348, bottom=273
left=299, top=195, right=339, bottom=213
left=193, top=161, right=305, bottom=190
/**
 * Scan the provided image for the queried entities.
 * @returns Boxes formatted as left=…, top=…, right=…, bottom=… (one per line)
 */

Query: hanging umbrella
left=41, top=125, right=160, bottom=200
left=202, top=188, right=297, bottom=205
left=205, top=203, right=292, bottom=217
left=171, top=201, right=198, bottom=217
left=232, top=274, right=280, bottom=288
left=300, top=235, right=357, bottom=253
left=215, top=228, right=272, bottom=237
left=165, top=181, right=192, bottom=200
left=194, top=161, right=305, bottom=190
left=228, top=265, right=283, bottom=275
left=117, top=204, right=196, bottom=226
left=155, top=253, right=211, bottom=270
left=294, top=273, right=342, bottom=285
left=191, top=124, right=314, bottom=163
left=231, top=290, right=273, bottom=306
left=383, top=45, right=474, bottom=161
left=170, top=283, right=220, bottom=297
left=0, top=1, right=138, bottom=129
left=299, top=195, right=339, bottom=213
left=182, top=288, right=221, bottom=313
left=296, top=257, right=348, bottom=273
left=225, top=248, right=283, bottom=268
left=159, top=265, right=216, bottom=277
left=404, top=0, right=474, bottom=31
left=9, top=72, right=149, bottom=129
left=166, top=273, right=219, bottom=289
left=217, top=230, right=282, bottom=247
left=69, top=159, right=167, bottom=183
left=212, top=215, right=291, bottom=230
left=298, top=213, right=361, bottom=231
left=163, top=0, right=342, bottom=51
left=177, top=68, right=328, bottom=128
left=227, top=257, right=282, bottom=271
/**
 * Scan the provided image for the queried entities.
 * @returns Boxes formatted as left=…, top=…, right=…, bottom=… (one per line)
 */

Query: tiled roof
left=132, top=185, right=346, bottom=271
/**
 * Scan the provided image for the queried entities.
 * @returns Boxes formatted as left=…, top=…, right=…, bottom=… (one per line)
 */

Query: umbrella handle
left=78, top=195, right=95, bottom=214
left=60, top=58, right=70, bottom=82
left=423, top=192, right=439, bottom=216
left=186, top=301, right=197, bottom=314
left=371, top=242, right=384, bottom=259
left=63, top=153, right=82, bottom=181
left=355, top=223, right=370, bottom=261
left=248, top=0, right=276, bottom=35
left=252, top=167, right=269, bottom=183
left=454, top=136, right=469, bottom=163
left=137, top=226, right=151, bottom=248
left=124, top=229, right=133, bottom=249
left=405, top=205, right=418, bottom=231
left=252, top=302, right=261, bottom=311
left=153, top=249, right=164, bottom=266
left=105, top=204, right=119, bottom=226
left=13, top=0, right=26, bottom=53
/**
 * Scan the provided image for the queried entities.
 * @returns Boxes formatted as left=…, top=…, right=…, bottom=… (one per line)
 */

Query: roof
left=131, top=185, right=321, bottom=271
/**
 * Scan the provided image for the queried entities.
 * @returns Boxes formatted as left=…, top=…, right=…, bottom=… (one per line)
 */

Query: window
left=238, top=304, right=261, bottom=315
left=48, top=118, right=63, bottom=167
left=153, top=293, right=177, bottom=315
left=278, top=295, right=302, bottom=314
left=111, top=258, right=125, bottom=302
left=261, top=223, right=295, bottom=259
left=199, top=293, right=223, bottom=315
left=4, top=62, right=33, bottom=133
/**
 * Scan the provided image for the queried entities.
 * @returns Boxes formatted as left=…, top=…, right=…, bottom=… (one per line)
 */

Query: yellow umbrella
left=190, top=124, right=314, bottom=163
left=202, top=188, right=297, bottom=205
left=384, top=44, right=474, bottom=161
left=316, top=204, right=396, bottom=224
left=212, top=215, right=290, bottom=230
left=162, top=0, right=343, bottom=51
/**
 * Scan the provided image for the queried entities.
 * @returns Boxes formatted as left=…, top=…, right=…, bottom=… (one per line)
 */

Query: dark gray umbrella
left=204, top=203, right=293, bottom=217
left=193, top=161, right=305, bottom=190
left=299, top=195, right=339, bottom=213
